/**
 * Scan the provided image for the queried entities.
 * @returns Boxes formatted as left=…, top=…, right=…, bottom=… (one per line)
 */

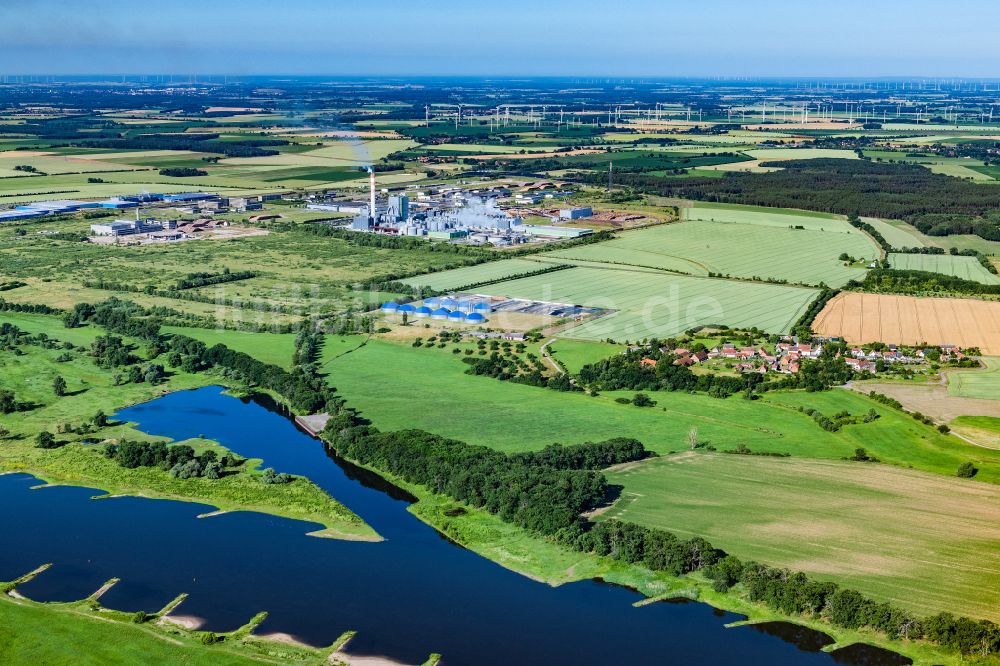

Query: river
left=0, top=386, right=911, bottom=665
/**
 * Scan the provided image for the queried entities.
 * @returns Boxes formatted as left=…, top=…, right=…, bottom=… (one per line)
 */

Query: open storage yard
left=475, top=265, right=819, bottom=340
left=813, top=291, right=1000, bottom=354
left=603, top=453, right=1000, bottom=623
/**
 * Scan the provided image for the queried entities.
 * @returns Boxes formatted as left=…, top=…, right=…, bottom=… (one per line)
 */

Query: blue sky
left=2, top=0, right=998, bottom=77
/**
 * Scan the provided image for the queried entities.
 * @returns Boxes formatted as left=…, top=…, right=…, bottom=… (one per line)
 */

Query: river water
left=1, top=386, right=911, bottom=665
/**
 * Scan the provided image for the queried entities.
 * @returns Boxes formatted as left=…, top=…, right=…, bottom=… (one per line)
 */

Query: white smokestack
left=368, top=167, right=376, bottom=222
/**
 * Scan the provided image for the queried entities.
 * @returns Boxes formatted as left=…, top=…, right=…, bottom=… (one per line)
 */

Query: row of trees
left=851, top=269, right=1000, bottom=297
left=0, top=298, right=62, bottom=316
left=73, top=134, right=288, bottom=158
left=600, top=160, right=1000, bottom=238
left=169, top=334, right=341, bottom=414
left=510, top=438, right=651, bottom=470
left=320, top=421, right=999, bottom=657
left=327, top=426, right=614, bottom=535
left=174, top=269, right=257, bottom=290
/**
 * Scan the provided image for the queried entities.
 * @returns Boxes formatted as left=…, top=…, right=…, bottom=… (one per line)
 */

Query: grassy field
left=0, top=218, right=479, bottom=325
left=860, top=219, right=1000, bottom=256
left=0, top=316, right=376, bottom=540
left=541, top=219, right=875, bottom=286
left=603, top=453, right=1000, bottom=622
left=546, top=338, right=624, bottom=373
left=947, top=356, right=1000, bottom=399
left=475, top=266, right=819, bottom=340
left=862, top=217, right=926, bottom=249
left=343, top=447, right=971, bottom=666
left=162, top=326, right=298, bottom=368
left=683, top=201, right=848, bottom=226
left=0, top=596, right=306, bottom=665
left=949, top=415, right=1000, bottom=449
left=317, top=337, right=1000, bottom=481
left=400, top=258, right=555, bottom=291
left=745, top=148, right=860, bottom=161
left=887, top=253, right=1000, bottom=285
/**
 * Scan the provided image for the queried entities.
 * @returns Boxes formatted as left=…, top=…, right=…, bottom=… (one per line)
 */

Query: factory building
left=522, top=225, right=593, bottom=239
left=0, top=209, right=46, bottom=222
left=90, top=218, right=167, bottom=237
left=226, top=197, right=263, bottom=213
left=558, top=207, right=592, bottom=219
left=163, top=192, right=219, bottom=204
left=380, top=298, right=491, bottom=324
left=307, top=201, right=369, bottom=214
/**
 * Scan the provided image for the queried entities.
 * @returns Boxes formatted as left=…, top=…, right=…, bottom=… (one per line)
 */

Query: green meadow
left=947, top=357, right=1000, bottom=398
left=887, top=253, right=1000, bottom=284
left=476, top=266, right=818, bottom=340
left=546, top=338, right=625, bottom=373
left=603, top=453, right=1000, bottom=622
left=0, top=314, right=376, bottom=540
left=541, top=218, right=875, bottom=286
left=318, top=337, right=999, bottom=481
left=401, top=258, right=553, bottom=291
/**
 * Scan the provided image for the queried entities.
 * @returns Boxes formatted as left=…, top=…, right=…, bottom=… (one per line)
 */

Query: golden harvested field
left=814, top=292, right=1000, bottom=354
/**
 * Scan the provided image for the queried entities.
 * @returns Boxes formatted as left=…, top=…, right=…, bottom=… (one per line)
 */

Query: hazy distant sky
left=2, top=0, right=999, bottom=77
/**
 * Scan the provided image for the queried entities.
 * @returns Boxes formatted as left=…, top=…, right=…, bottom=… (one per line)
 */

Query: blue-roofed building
left=398, top=303, right=416, bottom=313
left=98, top=198, right=140, bottom=209
left=163, top=192, right=219, bottom=203
left=380, top=302, right=399, bottom=313
left=447, top=311, right=465, bottom=322
left=424, top=297, right=441, bottom=308
left=473, top=302, right=492, bottom=313
left=431, top=307, right=450, bottom=320
left=464, top=312, right=486, bottom=323
left=122, top=193, right=165, bottom=203
left=439, top=297, right=458, bottom=309
left=0, top=209, right=45, bottom=222
left=414, top=306, right=432, bottom=318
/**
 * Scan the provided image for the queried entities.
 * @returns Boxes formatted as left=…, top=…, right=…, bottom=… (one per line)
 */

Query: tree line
left=321, top=421, right=998, bottom=658
left=849, top=268, right=1000, bottom=297
left=597, top=159, right=1000, bottom=239
left=174, top=269, right=258, bottom=290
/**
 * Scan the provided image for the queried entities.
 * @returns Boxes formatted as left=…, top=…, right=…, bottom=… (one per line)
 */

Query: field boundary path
left=539, top=338, right=565, bottom=375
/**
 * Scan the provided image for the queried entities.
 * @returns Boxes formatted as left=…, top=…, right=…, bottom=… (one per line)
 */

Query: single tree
left=52, top=375, right=67, bottom=396
left=956, top=462, right=978, bottom=479
left=36, top=431, right=57, bottom=449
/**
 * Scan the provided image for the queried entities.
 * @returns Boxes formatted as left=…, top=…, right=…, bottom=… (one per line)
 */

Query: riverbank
left=0, top=587, right=347, bottom=665
left=0, top=337, right=378, bottom=541
left=329, top=448, right=992, bottom=666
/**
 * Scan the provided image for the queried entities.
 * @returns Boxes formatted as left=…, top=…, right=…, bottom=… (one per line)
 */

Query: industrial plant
left=313, top=169, right=593, bottom=246
left=380, top=296, right=493, bottom=323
